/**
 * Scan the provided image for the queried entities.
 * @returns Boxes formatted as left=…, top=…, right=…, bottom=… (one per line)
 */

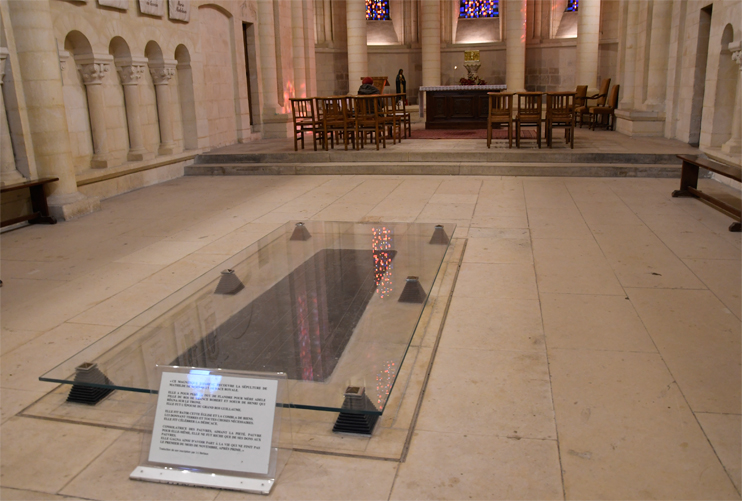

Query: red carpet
left=410, top=129, right=537, bottom=140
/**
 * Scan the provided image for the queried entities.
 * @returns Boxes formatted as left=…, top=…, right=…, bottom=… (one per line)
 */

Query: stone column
left=6, top=0, right=98, bottom=219
left=149, top=60, right=176, bottom=156
left=0, top=47, right=24, bottom=185
left=116, top=57, right=151, bottom=161
left=257, top=0, right=289, bottom=137
left=347, top=0, right=368, bottom=92
left=619, top=0, right=639, bottom=108
left=722, top=42, right=742, bottom=156
left=77, top=54, right=113, bottom=168
left=323, top=0, right=333, bottom=43
left=505, top=0, right=527, bottom=91
left=643, top=0, right=672, bottom=109
left=257, top=0, right=281, bottom=113
left=292, top=0, right=307, bottom=97
left=303, top=0, right=318, bottom=97
left=576, top=0, right=601, bottom=90
left=421, top=0, right=441, bottom=87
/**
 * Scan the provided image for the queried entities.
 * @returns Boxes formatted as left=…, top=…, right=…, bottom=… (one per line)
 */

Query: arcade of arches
left=0, top=0, right=740, bottom=219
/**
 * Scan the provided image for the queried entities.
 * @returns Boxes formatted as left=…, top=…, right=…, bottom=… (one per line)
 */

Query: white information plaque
left=131, top=366, right=288, bottom=494
left=138, top=0, right=165, bottom=17
left=168, top=0, right=190, bottom=21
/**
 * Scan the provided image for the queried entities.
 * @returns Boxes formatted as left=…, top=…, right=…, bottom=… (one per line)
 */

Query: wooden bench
left=1, top=177, right=59, bottom=228
left=673, top=155, right=741, bottom=232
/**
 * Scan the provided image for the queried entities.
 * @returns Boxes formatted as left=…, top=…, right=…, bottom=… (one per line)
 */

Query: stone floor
left=1, top=170, right=741, bottom=500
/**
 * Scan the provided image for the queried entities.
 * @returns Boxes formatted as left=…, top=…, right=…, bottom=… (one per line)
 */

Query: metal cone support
left=215, top=269, right=245, bottom=295
left=398, top=276, right=426, bottom=303
left=429, top=224, right=449, bottom=244
left=290, top=222, right=311, bottom=241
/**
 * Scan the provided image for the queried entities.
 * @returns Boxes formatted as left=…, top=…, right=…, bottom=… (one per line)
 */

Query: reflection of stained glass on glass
left=366, top=0, right=390, bottom=20
left=459, top=0, right=499, bottom=18
left=41, top=221, right=455, bottom=416
left=174, top=249, right=396, bottom=382
left=565, top=0, right=578, bottom=12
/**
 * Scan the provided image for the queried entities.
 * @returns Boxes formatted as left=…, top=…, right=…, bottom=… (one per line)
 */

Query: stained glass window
left=459, top=0, right=499, bottom=18
left=565, top=0, right=578, bottom=12
left=366, top=0, right=390, bottom=20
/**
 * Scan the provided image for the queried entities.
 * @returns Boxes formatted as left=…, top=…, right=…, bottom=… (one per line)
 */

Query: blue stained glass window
left=459, top=0, right=499, bottom=18
left=366, top=0, right=390, bottom=20
left=565, top=0, right=578, bottom=12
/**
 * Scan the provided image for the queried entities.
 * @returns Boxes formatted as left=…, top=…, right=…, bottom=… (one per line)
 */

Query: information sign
left=149, top=370, right=277, bottom=474
left=131, top=367, right=287, bottom=494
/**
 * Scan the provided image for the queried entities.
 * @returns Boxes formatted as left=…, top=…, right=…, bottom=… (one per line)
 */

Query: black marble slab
left=173, top=249, right=396, bottom=381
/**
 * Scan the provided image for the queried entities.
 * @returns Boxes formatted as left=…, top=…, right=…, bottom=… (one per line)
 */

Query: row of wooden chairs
left=290, top=94, right=411, bottom=151
left=487, top=80, right=620, bottom=149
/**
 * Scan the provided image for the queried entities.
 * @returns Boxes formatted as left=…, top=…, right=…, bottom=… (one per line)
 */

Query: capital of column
left=76, top=54, right=114, bottom=85
left=0, top=47, right=8, bottom=85
left=149, top=60, right=177, bottom=85
left=59, top=49, right=71, bottom=77
left=729, top=41, right=742, bottom=69
left=116, top=56, right=148, bottom=86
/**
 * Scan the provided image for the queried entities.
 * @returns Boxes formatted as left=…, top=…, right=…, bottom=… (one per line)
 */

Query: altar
left=420, top=85, right=507, bottom=129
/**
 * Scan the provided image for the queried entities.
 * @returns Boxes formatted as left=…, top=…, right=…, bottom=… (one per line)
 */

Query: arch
left=198, top=2, right=233, bottom=19
left=144, top=40, right=164, bottom=63
left=175, top=44, right=198, bottom=150
left=710, top=24, right=736, bottom=147
left=174, top=44, right=191, bottom=65
left=109, top=36, right=131, bottom=60
left=721, top=23, right=734, bottom=48
left=64, top=30, right=93, bottom=56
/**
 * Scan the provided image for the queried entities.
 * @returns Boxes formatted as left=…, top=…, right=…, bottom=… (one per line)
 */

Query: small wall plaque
left=98, top=0, right=128, bottom=10
left=138, top=0, right=165, bottom=16
left=168, top=0, right=190, bottom=22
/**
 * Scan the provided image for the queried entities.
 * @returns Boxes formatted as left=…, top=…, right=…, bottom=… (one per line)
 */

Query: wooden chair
left=589, top=85, right=620, bottom=131
left=379, top=94, right=402, bottom=144
left=317, top=96, right=354, bottom=150
left=573, top=85, right=588, bottom=127
left=390, top=93, right=411, bottom=139
left=515, top=92, right=543, bottom=148
left=290, top=97, right=320, bottom=151
left=486, top=92, right=514, bottom=148
left=545, top=92, right=576, bottom=149
left=578, top=78, right=610, bottom=128
left=354, top=95, right=385, bottom=150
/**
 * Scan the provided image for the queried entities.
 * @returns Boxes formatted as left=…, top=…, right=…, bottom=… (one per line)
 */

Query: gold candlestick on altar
left=463, top=50, right=481, bottom=81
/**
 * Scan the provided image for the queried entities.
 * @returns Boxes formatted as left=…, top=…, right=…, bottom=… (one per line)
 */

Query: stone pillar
left=0, top=47, right=24, bottom=185
left=149, top=60, right=176, bottom=156
left=722, top=43, right=742, bottom=156
left=619, top=0, right=639, bottom=109
left=323, top=0, right=333, bottom=43
left=643, top=0, right=672, bottom=109
left=257, top=0, right=280, bottom=112
left=77, top=54, right=113, bottom=168
left=292, top=0, right=307, bottom=97
left=257, top=0, right=290, bottom=137
left=116, top=57, right=152, bottom=161
left=421, top=0, right=441, bottom=87
left=303, top=0, right=318, bottom=97
left=347, top=0, right=368, bottom=92
left=505, top=0, right=527, bottom=91
left=6, top=0, right=98, bottom=219
left=576, top=0, right=601, bottom=90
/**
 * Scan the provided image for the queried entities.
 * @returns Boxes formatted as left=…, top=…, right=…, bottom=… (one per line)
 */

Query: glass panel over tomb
left=41, top=221, right=454, bottom=416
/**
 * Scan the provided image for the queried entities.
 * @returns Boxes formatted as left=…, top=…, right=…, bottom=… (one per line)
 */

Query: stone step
left=186, top=162, right=681, bottom=178
left=194, top=151, right=681, bottom=165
